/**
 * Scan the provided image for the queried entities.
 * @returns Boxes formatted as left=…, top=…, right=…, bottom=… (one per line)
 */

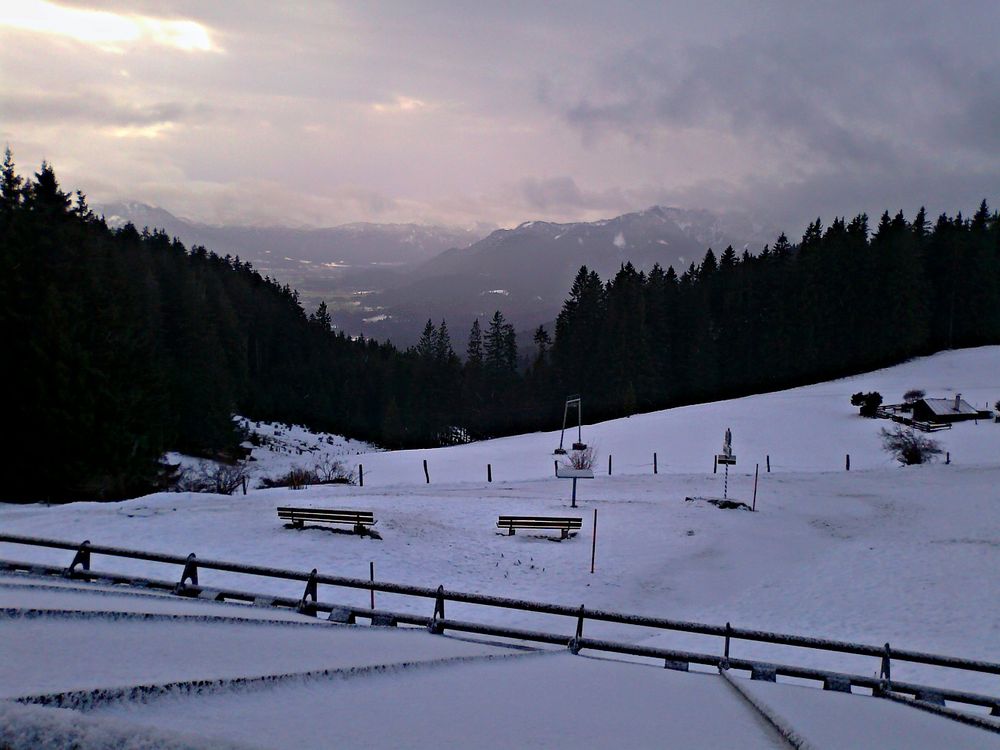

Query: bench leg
left=508, top=527, right=515, bottom=536
left=354, top=523, right=366, bottom=536
left=293, top=520, right=303, bottom=529
left=561, top=528, right=568, bottom=540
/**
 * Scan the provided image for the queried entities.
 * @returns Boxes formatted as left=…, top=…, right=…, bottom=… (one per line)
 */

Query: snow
left=1, top=597, right=510, bottom=700
left=88, top=653, right=789, bottom=750
left=2, top=346, right=1000, bottom=747
left=1, top=702, right=250, bottom=750
left=613, top=230, right=626, bottom=249
left=740, top=677, right=1000, bottom=749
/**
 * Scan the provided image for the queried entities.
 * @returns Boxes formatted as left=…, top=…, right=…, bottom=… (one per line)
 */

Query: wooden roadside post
left=846, top=454, right=850, bottom=471
left=590, top=508, right=598, bottom=574
left=752, top=463, right=759, bottom=511
left=653, top=452, right=658, bottom=474
left=423, top=459, right=430, bottom=483
left=608, top=454, right=612, bottom=476
left=487, top=463, right=492, bottom=483
left=358, top=464, right=364, bottom=487
left=369, top=561, right=375, bottom=609
left=766, top=454, right=770, bottom=473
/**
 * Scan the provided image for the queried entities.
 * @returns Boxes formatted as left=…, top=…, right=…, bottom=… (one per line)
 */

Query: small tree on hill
left=880, top=425, right=942, bottom=465
left=901, top=389, right=925, bottom=412
left=851, top=391, right=883, bottom=417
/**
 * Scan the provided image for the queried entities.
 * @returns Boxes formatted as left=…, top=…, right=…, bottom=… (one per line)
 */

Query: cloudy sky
left=2, top=1, right=998, bottom=233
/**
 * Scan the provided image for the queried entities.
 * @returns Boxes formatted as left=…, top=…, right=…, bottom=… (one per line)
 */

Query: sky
left=2, top=1, right=998, bottom=234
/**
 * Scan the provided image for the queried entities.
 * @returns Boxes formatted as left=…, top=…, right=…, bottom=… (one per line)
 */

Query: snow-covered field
left=2, top=346, right=999, bottom=747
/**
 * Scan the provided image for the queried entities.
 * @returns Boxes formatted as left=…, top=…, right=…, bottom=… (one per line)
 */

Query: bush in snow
left=880, top=425, right=943, bottom=465
left=314, top=457, right=355, bottom=484
left=260, top=466, right=318, bottom=490
left=566, top=445, right=596, bottom=470
left=851, top=391, right=883, bottom=417
left=174, top=462, right=248, bottom=495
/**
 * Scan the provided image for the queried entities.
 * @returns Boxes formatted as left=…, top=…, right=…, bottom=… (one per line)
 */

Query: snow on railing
left=2, top=532, right=999, bottom=722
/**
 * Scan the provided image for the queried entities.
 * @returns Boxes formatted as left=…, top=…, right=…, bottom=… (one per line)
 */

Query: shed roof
left=918, top=397, right=980, bottom=416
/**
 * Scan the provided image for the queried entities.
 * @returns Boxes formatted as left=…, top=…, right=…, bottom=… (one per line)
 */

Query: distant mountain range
left=99, top=202, right=773, bottom=347
left=98, top=202, right=481, bottom=271
left=338, top=206, right=774, bottom=345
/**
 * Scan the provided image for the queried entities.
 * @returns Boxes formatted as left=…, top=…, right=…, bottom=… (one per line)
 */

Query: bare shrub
left=880, top=425, right=943, bottom=465
left=566, top=445, right=596, bottom=470
left=314, top=457, right=355, bottom=485
left=903, top=389, right=925, bottom=403
left=260, top=466, right=319, bottom=490
left=175, top=462, right=248, bottom=495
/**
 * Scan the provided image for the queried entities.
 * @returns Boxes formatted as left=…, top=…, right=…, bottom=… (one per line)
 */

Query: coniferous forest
left=2, top=152, right=999, bottom=501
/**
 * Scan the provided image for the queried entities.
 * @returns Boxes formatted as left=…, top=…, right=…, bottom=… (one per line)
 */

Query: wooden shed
left=911, top=394, right=992, bottom=424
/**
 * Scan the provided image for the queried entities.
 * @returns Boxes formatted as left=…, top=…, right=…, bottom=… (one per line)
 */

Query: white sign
left=556, top=468, right=595, bottom=479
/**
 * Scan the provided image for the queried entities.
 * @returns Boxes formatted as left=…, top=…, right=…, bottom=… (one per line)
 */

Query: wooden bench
left=277, top=507, right=376, bottom=535
left=497, top=515, right=582, bottom=539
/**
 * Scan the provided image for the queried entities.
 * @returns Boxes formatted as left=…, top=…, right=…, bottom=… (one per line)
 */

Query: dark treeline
left=2, top=153, right=998, bottom=500
left=550, top=206, right=1000, bottom=423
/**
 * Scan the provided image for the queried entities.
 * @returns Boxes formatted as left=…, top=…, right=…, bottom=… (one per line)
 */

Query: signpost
left=556, top=466, right=594, bottom=508
left=716, top=428, right=736, bottom=499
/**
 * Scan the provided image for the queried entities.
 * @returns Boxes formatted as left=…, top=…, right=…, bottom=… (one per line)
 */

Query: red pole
left=590, top=508, right=598, bottom=574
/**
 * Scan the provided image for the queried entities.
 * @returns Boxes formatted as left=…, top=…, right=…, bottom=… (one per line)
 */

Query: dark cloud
left=3, top=2, right=997, bottom=229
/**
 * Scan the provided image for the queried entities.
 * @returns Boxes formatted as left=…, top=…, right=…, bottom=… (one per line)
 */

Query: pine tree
left=0, top=147, right=23, bottom=216
left=434, top=319, right=455, bottom=362
left=466, top=319, right=483, bottom=366
left=416, top=319, right=437, bottom=359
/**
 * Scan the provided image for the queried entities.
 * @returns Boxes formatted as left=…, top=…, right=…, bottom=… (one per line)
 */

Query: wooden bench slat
left=277, top=508, right=377, bottom=535
left=277, top=516, right=374, bottom=519
left=498, top=516, right=582, bottom=522
left=497, top=515, right=582, bottom=538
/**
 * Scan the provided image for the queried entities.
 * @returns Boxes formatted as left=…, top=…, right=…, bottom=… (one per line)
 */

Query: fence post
left=358, top=464, right=364, bottom=487
left=369, top=561, right=375, bottom=610
left=297, top=569, right=318, bottom=617
left=68, top=540, right=91, bottom=574
left=178, top=553, right=199, bottom=590
left=487, top=463, right=492, bottom=483
left=608, top=454, right=612, bottom=475
left=423, top=459, right=430, bottom=483
left=752, top=464, right=759, bottom=511
left=880, top=642, right=892, bottom=692
left=429, top=585, right=446, bottom=635
left=766, top=454, right=770, bottom=473
left=846, top=453, right=851, bottom=471
left=724, top=621, right=732, bottom=659
left=653, top=452, right=658, bottom=474
left=570, top=605, right=585, bottom=654
left=590, top=508, right=598, bottom=574
left=241, top=476, right=247, bottom=495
